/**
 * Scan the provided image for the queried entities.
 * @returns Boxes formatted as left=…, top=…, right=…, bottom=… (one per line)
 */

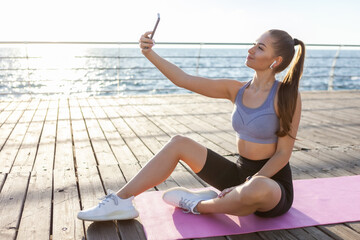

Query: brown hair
left=268, top=29, right=305, bottom=138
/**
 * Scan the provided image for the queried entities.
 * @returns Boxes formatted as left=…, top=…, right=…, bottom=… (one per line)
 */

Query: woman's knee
left=169, top=135, right=199, bottom=150
left=168, top=135, right=189, bottom=151
left=166, top=135, right=192, bottom=158
left=239, top=177, right=274, bottom=205
left=168, top=135, right=207, bottom=172
left=170, top=135, right=187, bottom=144
left=161, top=135, right=185, bottom=160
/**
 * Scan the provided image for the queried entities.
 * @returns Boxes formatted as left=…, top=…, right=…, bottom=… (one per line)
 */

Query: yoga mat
left=135, top=175, right=360, bottom=240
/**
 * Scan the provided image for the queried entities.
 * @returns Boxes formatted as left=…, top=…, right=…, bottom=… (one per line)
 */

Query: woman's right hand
left=139, top=31, right=155, bottom=55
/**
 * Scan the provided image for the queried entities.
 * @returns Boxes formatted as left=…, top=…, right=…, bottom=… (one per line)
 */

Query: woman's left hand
left=218, top=186, right=236, bottom=198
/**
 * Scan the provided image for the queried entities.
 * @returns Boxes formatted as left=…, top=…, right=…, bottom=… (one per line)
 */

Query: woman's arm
left=139, top=31, right=243, bottom=102
left=254, top=92, right=302, bottom=178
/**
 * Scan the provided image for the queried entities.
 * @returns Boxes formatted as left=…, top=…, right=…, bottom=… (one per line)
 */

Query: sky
left=1, top=0, right=359, bottom=45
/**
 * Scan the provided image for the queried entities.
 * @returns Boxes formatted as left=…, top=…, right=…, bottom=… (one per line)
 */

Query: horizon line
left=0, top=41, right=359, bottom=48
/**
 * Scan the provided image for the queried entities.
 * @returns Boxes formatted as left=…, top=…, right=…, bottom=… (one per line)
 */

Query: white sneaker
left=77, top=191, right=139, bottom=221
left=162, top=187, right=218, bottom=214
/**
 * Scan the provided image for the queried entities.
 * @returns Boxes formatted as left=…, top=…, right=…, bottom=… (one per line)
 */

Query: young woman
left=78, top=29, right=305, bottom=221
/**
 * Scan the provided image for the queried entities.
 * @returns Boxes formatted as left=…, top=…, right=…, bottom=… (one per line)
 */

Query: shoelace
left=98, top=193, right=119, bottom=208
left=178, top=197, right=194, bottom=213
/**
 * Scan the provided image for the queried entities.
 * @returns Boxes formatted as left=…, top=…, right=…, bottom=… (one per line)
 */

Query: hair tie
left=294, top=38, right=300, bottom=46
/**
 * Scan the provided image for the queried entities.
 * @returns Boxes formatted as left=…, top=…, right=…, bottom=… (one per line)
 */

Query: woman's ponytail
left=268, top=30, right=306, bottom=138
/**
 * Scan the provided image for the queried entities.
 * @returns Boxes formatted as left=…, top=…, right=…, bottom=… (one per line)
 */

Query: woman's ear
left=274, top=56, right=283, bottom=68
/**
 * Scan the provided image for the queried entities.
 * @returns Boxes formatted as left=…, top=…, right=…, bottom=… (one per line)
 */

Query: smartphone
left=150, top=13, right=160, bottom=39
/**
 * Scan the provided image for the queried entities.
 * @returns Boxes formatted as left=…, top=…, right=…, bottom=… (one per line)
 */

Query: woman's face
left=245, top=32, right=277, bottom=71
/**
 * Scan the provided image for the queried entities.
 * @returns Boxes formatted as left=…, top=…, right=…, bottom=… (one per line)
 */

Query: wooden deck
left=0, top=90, right=359, bottom=240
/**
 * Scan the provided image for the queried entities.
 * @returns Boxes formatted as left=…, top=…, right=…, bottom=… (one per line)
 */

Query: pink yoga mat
left=135, top=175, right=360, bottom=240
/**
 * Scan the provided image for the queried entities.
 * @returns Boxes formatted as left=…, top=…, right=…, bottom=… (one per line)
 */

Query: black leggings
left=196, top=148, right=294, bottom=218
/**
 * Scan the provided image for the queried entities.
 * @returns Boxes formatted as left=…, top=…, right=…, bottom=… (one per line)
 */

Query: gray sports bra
left=231, top=80, right=280, bottom=144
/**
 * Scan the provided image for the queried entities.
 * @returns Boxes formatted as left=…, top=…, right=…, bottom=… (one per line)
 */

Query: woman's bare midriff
left=237, top=138, right=277, bottom=160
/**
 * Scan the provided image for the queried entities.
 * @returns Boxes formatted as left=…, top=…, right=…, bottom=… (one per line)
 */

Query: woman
left=77, top=29, right=305, bottom=221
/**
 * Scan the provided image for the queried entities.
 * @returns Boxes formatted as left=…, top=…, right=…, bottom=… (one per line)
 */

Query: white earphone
left=270, top=61, right=277, bottom=69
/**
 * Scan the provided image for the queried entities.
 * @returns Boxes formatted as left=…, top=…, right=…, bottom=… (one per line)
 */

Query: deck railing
left=0, top=41, right=359, bottom=97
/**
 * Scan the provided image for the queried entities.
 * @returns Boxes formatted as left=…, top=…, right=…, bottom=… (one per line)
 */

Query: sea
left=0, top=44, right=359, bottom=98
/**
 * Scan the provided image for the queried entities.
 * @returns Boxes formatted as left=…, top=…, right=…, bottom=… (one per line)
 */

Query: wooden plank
left=295, top=226, right=335, bottom=240
left=306, top=108, right=360, bottom=127
left=0, top=100, right=20, bottom=126
left=0, top=101, right=30, bottom=150
left=0, top=172, right=30, bottom=240
left=0, top=99, right=40, bottom=173
left=68, top=98, right=97, bottom=168
left=52, top=169, right=84, bottom=240
left=257, top=229, right=298, bottom=240
left=299, top=116, right=359, bottom=148
left=197, top=237, right=228, bottom=240
left=291, top=152, right=345, bottom=178
left=309, top=148, right=360, bottom=175
left=0, top=173, right=6, bottom=192
left=86, top=221, right=120, bottom=240
left=294, top=151, right=355, bottom=177
left=16, top=171, right=52, bottom=240
left=318, top=224, right=360, bottom=240
left=293, top=116, right=328, bottom=151
left=116, top=219, right=147, bottom=240
left=303, top=92, right=359, bottom=116
left=17, top=100, right=57, bottom=239
left=0, top=99, right=11, bottom=112
left=11, top=100, right=48, bottom=172
left=228, top=233, right=263, bottom=240
left=77, top=98, right=118, bottom=166
left=284, top=228, right=322, bottom=240
left=0, top=99, right=21, bottom=111
left=341, top=149, right=360, bottom=175
left=345, top=221, right=360, bottom=236
left=298, top=91, right=359, bottom=151
left=52, top=98, right=84, bottom=240
left=32, top=99, right=58, bottom=172
left=98, top=164, right=127, bottom=195
left=304, top=110, right=360, bottom=138
left=53, top=98, right=74, bottom=170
